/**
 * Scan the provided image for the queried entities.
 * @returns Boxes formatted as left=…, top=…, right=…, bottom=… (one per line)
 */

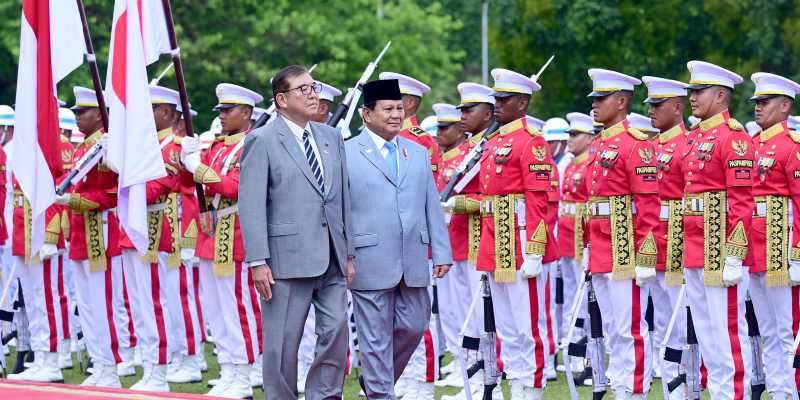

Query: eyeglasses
left=282, top=82, right=322, bottom=96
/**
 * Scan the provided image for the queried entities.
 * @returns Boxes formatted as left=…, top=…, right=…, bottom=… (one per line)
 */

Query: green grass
left=4, top=346, right=713, bottom=399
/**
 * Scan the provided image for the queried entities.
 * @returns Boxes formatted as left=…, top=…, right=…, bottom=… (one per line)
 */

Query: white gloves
left=38, top=243, right=58, bottom=260
left=722, top=256, right=744, bottom=287
left=181, top=136, right=201, bottom=155
left=634, top=266, right=656, bottom=287
left=521, top=253, right=543, bottom=278
left=54, top=193, right=70, bottom=205
left=789, top=260, right=800, bottom=286
left=440, top=198, right=455, bottom=224
left=180, top=136, right=201, bottom=173
left=180, top=248, right=196, bottom=264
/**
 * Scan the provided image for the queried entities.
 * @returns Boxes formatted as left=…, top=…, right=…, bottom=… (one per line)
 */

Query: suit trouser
left=402, top=285, right=441, bottom=384
left=12, top=254, right=71, bottom=354
left=198, top=260, right=260, bottom=366
left=298, top=305, right=317, bottom=371
left=262, top=262, right=348, bottom=400
left=487, top=269, right=548, bottom=389
left=749, top=272, right=795, bottom=396
left=352, top=279, right=430, bottom=399
left=592, top=273, right=652, bottom=395
left=73, top=256, right=130, bottom=366
left=649, top=271, right=686, bottom=386
left=684, top=267, right=751, bottom=400
left=164, top=261, right=203, bottom=357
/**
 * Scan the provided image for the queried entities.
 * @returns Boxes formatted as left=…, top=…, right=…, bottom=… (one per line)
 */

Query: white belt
left=754, top=202, right=767, bottom=217
left=479, top=198, right=525, bottom=215
left=560, top=203, right=577, bottom=215
left=659, top=205, right=670, bottom=220
left=147, top=203, right=167, bottom=212
left=590, top=202, right=611, bottom=217
left=217, top=205, right=238, bottom=218
left=684, top=197, right=704, bottom=212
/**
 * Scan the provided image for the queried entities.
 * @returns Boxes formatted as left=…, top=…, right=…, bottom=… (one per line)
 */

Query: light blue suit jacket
left=345, top=130, right=452, bottom=291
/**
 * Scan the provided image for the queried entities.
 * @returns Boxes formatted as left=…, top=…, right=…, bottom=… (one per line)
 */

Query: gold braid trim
left=467, top=212, right=481, bottom=265
left=181, top=220, right=198, bottom=250
left=493, top=195, right=517, bottom=283
left=525, top=220, right=547, bottom=255
left=452, top=195, right=467, bottom=214
left=68, top=194, right=100, bottom=212
left=140, top=197, right=165, bottom=264
left=193, top=164, right=222, bottom=184
left=165, top=193, right=181, bottom=268
left=636, top=232, right=657, bottom=267
left=45, top=214, right=61, bottom=244
left=574, top=203, right=585, bottom=264
left=610, top=195, right=635, bottom=280
left=703, top=191, right=725, bottom=286
left=213, top=198, right=236, bottom=277
left=725, top=221, right=748, bottom=260
left=765, top=196, right=789, bottom=287
left=792, top=247, right=800, bottom=261
left=23, top=198, right=32, bottom=263
left=85, top=211, right=107, bottom=272
left=61, top=210, right=70, bottom=241
left=665, top=200, right=685, bottom=286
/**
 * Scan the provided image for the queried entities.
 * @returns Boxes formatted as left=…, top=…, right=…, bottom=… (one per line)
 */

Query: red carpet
left=0, top=380, right=222, bottom=399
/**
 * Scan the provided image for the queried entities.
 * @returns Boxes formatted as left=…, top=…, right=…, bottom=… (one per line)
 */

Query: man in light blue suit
left=346, top=79, right=453, bottom=399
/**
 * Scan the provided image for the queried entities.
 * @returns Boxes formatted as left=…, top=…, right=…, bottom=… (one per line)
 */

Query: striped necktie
left=303, top=130, right=324, bottom=191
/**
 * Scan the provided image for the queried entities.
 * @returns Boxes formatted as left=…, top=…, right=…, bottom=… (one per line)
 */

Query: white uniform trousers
left=198, top=260, right=261, bottom=365
left=544, top=261, right=558, bottom=359
left=684, top=267, right=751, bottom=400
left=12, top=254, right=71, bottom=353
left=592, top=273, right=652, bottom=395
left=191, top=266, right=207, bottom=343
left=649, top=271, right=686, bottom=385
left=164, top=261, right=203, bottom=358
left=403, top=283, right=441, bottom=383
left=437, top=259, right=480, bottom=355
left=749, top=272, right=795, bottom=396
left=73, top=256, right=130, bottom=365
left=121, top=250, right=174, bottom=365
left=487, top=269, right=548, bottom=389
left=61, top=248, right=80, bottom=343
left=559, top=256, right=585, bottom=339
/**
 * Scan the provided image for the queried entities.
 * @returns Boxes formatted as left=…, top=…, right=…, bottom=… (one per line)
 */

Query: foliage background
left=2, top=0, right=800, bottom=130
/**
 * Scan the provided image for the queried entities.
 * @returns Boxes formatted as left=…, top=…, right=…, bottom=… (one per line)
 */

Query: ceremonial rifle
left=684, top=306, right=702, bottom=399
left=251, top=64, right=318, bottom=131
left=462, top=274, right=500, bottom=400
left=326, top=42, right=392, bottom=132
left=745, top=295, right=766, bottom=399
left=562, top=271, right=591, bottom=400
left=56, top=0, right=111, bottom=195
left=439, top=55, right=555, bottom=202
left=586, top=275, right=608, bottom=399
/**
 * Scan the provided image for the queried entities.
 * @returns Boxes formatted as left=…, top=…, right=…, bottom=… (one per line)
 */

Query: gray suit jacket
left=239, top=116, right=354, bottom=279
left=345, top=131, right=452, bottom=291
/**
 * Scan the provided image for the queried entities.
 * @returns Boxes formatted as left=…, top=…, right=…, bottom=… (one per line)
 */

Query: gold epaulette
left=789, top=130, right=800, bottom=143
left=628, top=127, right=650, bottom=141
left=728, top=118, right=744, bottom=131
left=526, top=126, right=542, bottom=137
left=173, top=136, right=183, bottom=145
left=690, top=122, right=700, bottom=130
left=408, top=126, right=426, bottom=137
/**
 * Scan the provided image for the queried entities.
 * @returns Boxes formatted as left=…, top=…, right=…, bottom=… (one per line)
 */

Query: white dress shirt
left=364, top=127, right=400, bottom=171
left=281, top=114, right=323, bottom=176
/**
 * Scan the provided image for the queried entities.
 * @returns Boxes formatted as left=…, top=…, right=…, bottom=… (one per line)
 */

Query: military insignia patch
left=732, top=140, right=748, bottom=157
left=532, top=145, right=547, bottom=161
left=62, top=150, right=73, bottom=163
left=638, top=148, right=654, bottom=164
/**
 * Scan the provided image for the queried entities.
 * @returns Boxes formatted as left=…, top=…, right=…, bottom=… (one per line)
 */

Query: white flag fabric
left=12, top=0, right=84, bottom=256
left=106, top=0, right=169, bottom=253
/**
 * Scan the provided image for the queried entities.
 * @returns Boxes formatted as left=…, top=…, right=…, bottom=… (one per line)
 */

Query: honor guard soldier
left=642, top=76, right=691, bottom=393
left=476, top=68, right=556, bottom=400
left=311, top=81, right=342, bottom=124
left=557, top=112, right=595, bottom=371
left=746, top=72, right=800, bottom=399
left=379, top=72, right=441, bottom=175
left=180, top=84, right=264, bottom=398
left=54, top=86, right=134, bottom=387
left=585, top=69, right=660, bottom=398
left=628, top=112, right=660, bottom=137
left=683, top=60, right=753, bottom=399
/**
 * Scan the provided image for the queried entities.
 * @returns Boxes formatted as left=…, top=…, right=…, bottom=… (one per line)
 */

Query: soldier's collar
left=759, top=121, right=787, bottom=142
left=402, top=115, right=418, bottom=130
left=698, top=111, right=729, bottom=132
left=442, top=146, right=462, bottom=161
left=499, top=117, right=526, bottom=136
left=83, top=130, right=104, bottom=148
left=600, top=119, right=627, bottom=140
left=469, top=129, right=486, bottom=146
left=157, top=127, right=174, bottom=142
left=659, top=123, right=686, bottom=144
left=224, top=132, right=246, bottom=145
left=572, top=151, right=589, bottom=164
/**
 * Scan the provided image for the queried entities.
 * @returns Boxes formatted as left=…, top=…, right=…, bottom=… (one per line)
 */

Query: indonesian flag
left=11, top=0, right=84, bottom=255
left=105, top=0, right=170, bottom=253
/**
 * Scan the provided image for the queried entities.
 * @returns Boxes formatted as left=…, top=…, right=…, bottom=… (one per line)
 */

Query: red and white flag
left=105, top=0, right=170, bottom=253
left=12, top=0, right=84, bottom=255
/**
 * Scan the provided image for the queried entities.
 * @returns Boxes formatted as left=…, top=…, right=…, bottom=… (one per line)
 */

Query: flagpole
left=159, top=0, right=208, bottom=212
left=75, top=0, right=109, bottom=132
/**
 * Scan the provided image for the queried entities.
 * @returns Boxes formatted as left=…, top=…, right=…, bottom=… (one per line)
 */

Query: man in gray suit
left=346, top=79, right=453, bottom=399
left=238, top=65, right=354, bottom=400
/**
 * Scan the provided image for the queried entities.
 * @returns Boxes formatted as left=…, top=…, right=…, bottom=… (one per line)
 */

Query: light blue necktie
left=384, top=141, right=398, bottom=181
